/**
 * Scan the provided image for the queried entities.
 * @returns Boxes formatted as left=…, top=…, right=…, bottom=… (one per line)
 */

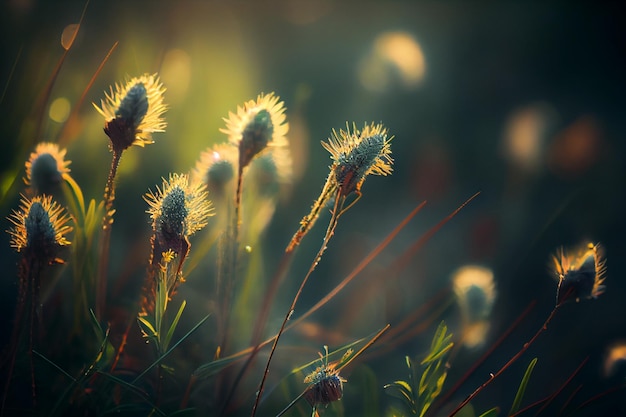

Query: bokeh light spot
left=161, top=48, right=191, bottom=104
left=358, top=31, right=426, bottom=92
left=49, top=97, right=70, bottom=123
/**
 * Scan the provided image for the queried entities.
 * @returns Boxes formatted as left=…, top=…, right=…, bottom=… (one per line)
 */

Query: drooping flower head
left=94, top=73, right=167, bottom=153
left=552, top=242, right=606, bottom=304
left=220, top=92, right=288, bottom=169
left=24, top=142, right=72, bottom=195
left=7, top=195, right=73, bottom=260
left=322, top=122, right=393, bottom=197
left=303, top=346, right=347, bottom=408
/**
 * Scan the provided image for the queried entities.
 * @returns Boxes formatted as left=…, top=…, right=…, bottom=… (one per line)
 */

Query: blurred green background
left=1, top=1, right=625, bottom=415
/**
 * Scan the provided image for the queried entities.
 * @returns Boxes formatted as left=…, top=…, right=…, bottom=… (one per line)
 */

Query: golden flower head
left=552, top=242, right=606, bottom=304
left=220, top=92, right=288, bottom=169
left=145, top=173, right=214, bottom=243
left=191, top=143, right=238, bottom=198
left=303, top=347, right=347, bottom=407
left=24, top=142, right=72, bottom=195
left=322, top=122, right=393, bottom=197
left=7, top=195, right=73, bottom=258
left=94, top=73, right=167, bottom=153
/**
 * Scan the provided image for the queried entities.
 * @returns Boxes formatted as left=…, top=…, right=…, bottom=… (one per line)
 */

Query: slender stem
left=251, top=195, right=344, bottom=417
left=96, top=150, right=121, bottom=320
left=432, top=301, right=536, bottom=415
left=221, top=165, right=244, bottom=353
left=448, top=304, right=562, bottom=417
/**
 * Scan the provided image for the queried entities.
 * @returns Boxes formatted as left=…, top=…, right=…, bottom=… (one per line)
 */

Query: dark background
left=1, top=1, right=625, bottom=416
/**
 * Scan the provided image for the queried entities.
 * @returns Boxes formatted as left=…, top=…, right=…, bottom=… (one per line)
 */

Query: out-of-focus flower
left=24, top=142, right=71, bottom=195
left=7, top=195, right=72, bottom=259
left=323, top=122, right=393, bottom=197
left=191, top=143, right=238, bottom=198
left=604, top=342, right=626, bottom=378
left=220, top=92, right=288, bottom=169
left=452, top=265, right=496, bottom=349
left=94, top=73, right=167, bottom=152
left=552, top=242, right=606, bottom=304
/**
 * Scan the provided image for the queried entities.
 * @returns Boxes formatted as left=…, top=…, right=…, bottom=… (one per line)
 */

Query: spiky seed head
left=553, top=242, right=607, bottom=304
left=145, top=173, right=214, bottom=243
left=322, top=122, right=393, bottom=196
left=94, top=73, right=167, bottom=153
left=24, top=142, right=71, bottom=195
left=220, top=92, right=288, bottom=169
left=303, top=347, right=347, bottom=407
left=7, top=195, right=72, bottom=259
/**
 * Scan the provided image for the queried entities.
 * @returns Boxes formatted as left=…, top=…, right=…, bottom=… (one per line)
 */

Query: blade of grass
left=509, top=358, right=538, bottom=416
left=132, top=313, right=210, bottom=384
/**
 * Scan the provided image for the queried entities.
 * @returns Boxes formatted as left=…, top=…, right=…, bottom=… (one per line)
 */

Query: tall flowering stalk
left=137, top=173, right=212, bottom=403
left=93, top=73, right=167, bottom=320
left=217, top=93, right=288, bottom=352
left=252, top=122, right=393, bottom=416
left=3, top=195, right=72, bottom=410
left=141, top=173, right=213, bottom=315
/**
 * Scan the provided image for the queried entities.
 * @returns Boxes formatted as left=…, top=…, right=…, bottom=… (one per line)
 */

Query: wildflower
left=303, top=347, right=347, bottom=408
left=553, top=242, right=607, bottom=303
left=322, top=122, right=393, bottom=197
left=145, top=173, right=214, bottom=258
left=191, top=143, right=238, bottom=198
left=220, top=92, right=288, bottom=169
left=94, top=73, right=167, bottom=153
left=7, top=194, right=72, bottom=259
left=452, top=265, right=496, bottom=348
left=287, top=122, right=392, bottom=251
left=142, top=174, right=213, bottom=314
left=24, top=142, right=71, bottom=195
left=552, top=242, right=606, bottom=304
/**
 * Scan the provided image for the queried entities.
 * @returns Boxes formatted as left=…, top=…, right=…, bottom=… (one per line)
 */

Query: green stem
left=96, top=150, right=121, bottom=320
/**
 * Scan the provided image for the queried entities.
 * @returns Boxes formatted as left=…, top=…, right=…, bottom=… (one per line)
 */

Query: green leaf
left=193, top=354, right=242, bottom=379
left=133, top=313, right=210, bottom=384
left=509, top=358, right=537, bottom=416
left=478, top=407, right=500, bottom=417
left=137, top=316, right=157, bottom=338
left=163, top=300, right=186, bottom=352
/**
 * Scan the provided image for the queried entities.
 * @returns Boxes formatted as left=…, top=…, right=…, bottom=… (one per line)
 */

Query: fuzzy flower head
left=322, top=122, right=393, bottom=197
left=303, top=346, right=347, bottom=408
left=553, top=242, right=607, bottom=304
left=145, top=173, right=214, bottom=244
left=191, top=143, right=238, bottom=198
left=24, top=142, right=72, bottom=195
left=7, top=195, right=73, bottom=260
left=94, top=73, right=167, bottom=153
left=220, top=92, right=288, bottom=169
